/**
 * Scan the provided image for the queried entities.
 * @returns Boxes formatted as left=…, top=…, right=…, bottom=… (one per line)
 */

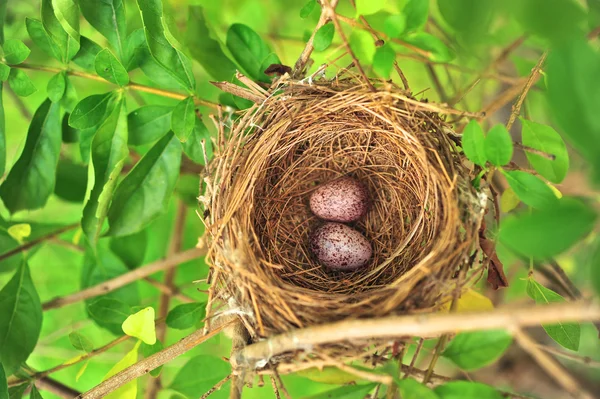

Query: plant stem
left=15, top=63, right=218, bottom=108
left=0, top=223, right=79, bottom=263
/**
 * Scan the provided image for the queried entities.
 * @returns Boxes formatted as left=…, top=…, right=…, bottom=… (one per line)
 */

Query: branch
left=234, top=301, right=600, bottom=368
left=42, top=247, right=205, bottom=311
left=35, top=377, right=81, bottom=399
left=77, top=324, right=230, bottom=399
left=0, top=223, right=79, bottom=263
left=15, top=63, right=218, bottom=109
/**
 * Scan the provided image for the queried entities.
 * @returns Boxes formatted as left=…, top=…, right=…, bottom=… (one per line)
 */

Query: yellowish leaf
left=122, top=307, right=156, bottom=345
left=103, top=341, right=141, bottom=399
left=72, top=228, right=83, bottom=245
left=63, top=354, right=85, bottom=366
left=439, top=289, right=494, bottom=313
left=7, top=223, right=31, bottom=243
left=500, top=187, right=520, bottom=213
left=76, top=361, right=89, bottom=382
left=548, top=184, right=562, bottom=198
left=296, top=366, right=358, bottom=384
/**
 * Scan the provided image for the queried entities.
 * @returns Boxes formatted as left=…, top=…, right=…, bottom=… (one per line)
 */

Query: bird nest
left=201, top=76, right=487, bottom=370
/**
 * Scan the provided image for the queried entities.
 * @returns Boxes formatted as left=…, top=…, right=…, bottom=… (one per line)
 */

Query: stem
left=0, top=223, right=79, bottom=263
left=234, top=301, right=600, bottom=368
left=506, top=52, right=548, bottom=130
left=42, top=247, right=205, bottom=311
left=35, top=377, right=81, bottom=399
left=15, top=63, right=218, bottom=109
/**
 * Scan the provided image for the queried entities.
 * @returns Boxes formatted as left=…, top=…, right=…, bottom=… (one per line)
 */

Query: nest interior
left=205, top=79, right=483, bottom=342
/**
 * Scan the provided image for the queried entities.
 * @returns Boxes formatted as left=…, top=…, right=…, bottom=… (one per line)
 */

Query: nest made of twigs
left=201, top=76, right=485, bottom=363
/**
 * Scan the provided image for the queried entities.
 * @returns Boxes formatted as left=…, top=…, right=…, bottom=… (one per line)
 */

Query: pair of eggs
left=308, top=177, right=373, bottom=271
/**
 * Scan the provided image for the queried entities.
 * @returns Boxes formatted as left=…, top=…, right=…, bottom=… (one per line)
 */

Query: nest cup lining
left=207, top=81, right=481, bottom=338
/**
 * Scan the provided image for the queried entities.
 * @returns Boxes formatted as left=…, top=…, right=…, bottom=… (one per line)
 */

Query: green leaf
left=501, top=170, right=558, bottom=210
left=355, top=0, right=386, bottom=16
left=349, top=30, right=376, bottom=64
left=61, top=75, right=78, bottom=113
left=499, top=197, right=597, bottom=259
left=0, top=84, right=5, bottom=176
left=402, top=32, right=453, bottom=62
left=128, top=105, right=173, bottom=146
left=0, top=64, right=9, bottom=81
left=484, top=124, right=513, bottom=166
left=373, top=43, right=395, bottom=78
left=136, top=0, right=196, bottom=90
left=300, top=0, right=318, bottom=18
left=29, top=385, right=43, bottom=399
left=0, top=264, right=42, bottom=375
left=61, top=114, right=79, bottom=143
left=313, top=23, right=334, bottom=52
left=0, top=363, right=6, bottom=399
left=183, top=119, right=213, bottom=165
left=434, top=381, right=502, bottom=399
left=500, top=187, right=520, bottom=213
left=123, top=29, right=146, bottom=71
left=109, top=229, right=148, bottom=269
left=546, top=40, right=600, bottom=183
left=55, top=159, right=88, bottom=202
left=166, top=302, right=206, bottom=330
left=79, top=0, right=126, bottom=60
left=442, top=330, right=512, bottom=371
left=512, top=0, right=586, bottom=44
left=403, top=0, right=429, bottom=33
left=87, top=297, right=131, bottom=327
left=171, top=97, right=195, bottom=142
left=73, top=36, right=103, bottom=72
left=396, top=379, right=439, bottom=399
left=169, top=355, right=231, bottom=398
left=438, top=0, right=497, bottom=47
left=69, top=92, right=115, bottom=129
left=226, top=23, right=275, bottom=81
left=47, top=71, right=66, bottom=102
left=0, top=100, right=61, bottom=213
left=7, top=69, right=36, bottom=97
left=0, top=0, right=5, bottom=45
left=295, top=366, right=358, bottom=385
left=41, top=0, right=79, bottom=63
left=8, top=384, right=28, bottom=399
left=303, top=384, right=377, bottom=399
left=526, top=278, right=580, bottom=350
left=141, top=340, right=163, bottom=377
left=81, top=98, right=128, bottom=244
left=52, top=0, right=81, bottom=44
left=69, top=331, right=94, bottom=353
left=7, top=224, right=30, bottom=244
left=26, top=18, right=61, bottom=61
left=103, top=341, right=140, bottom=399
left=95, top=48, right=129, bottom=86
left=107, top=132, right=181, bottom=237
left=2, top=39, right=30, bottom=65
left=461, top=120, right=487, bottom=167
left=122, top=307, right=156, bottom=344
left=186, top=6, right=237, bottom=81
left=384, top=15, right=407, bottom=38
left=520, top=119, right=569, bottom=184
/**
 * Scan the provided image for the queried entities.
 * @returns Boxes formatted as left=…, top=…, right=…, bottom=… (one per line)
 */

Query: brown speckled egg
left=309, top=177, right=370, bottom=222
left=310, top=222, right=372, bottom=271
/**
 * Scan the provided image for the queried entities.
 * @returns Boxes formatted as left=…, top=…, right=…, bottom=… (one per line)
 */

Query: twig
left=322, top=0, right=375, bottom=91
left=15, top=63, right=218, bottom=109
left=210, top=81, right=266, bottom=103
left=505, top=52, right=547, bottom=130
left=77, top=323, right=230, bottom=399
left=234, top=301, right=600, bottom=367
left=142, top=277, right=194, bottom=303
left=146, top=201, right=187, bottom=399
left=272, top=369, right=292, bottom=399
left=0, top=223, right=79, bottom=263
left=537, top=344, right=600, bottom=368
left=35, top=377, right=81, bottom=399
left=292, top=0, right=340, bottom=78
left=230, top=321, right=251, bottom=399
left=513, top=328, right=594, bottom=399
left=201, top=374, right=232, bottom=399
left=269, top=375, right=281, bottom=399
left=426, top=64, right=448, bottom=102
left=513, top=142, right=556, bottom=160
left=42, top=247, right=205, bottom=311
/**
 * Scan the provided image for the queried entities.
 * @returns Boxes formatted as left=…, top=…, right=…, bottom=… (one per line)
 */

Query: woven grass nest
left=202, top=75, right=487, bottom=369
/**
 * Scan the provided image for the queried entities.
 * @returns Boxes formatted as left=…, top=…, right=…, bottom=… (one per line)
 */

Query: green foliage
left=0, top=264, right=42, bottom=375
left=484, top=124, right=513, bottom=166
left=226, top=23, right=277, bottom=82
left=107, top=132, right=181, bottom=237
left=373, top=43, right=395, bottom=78
left=141, top=340, right=164, bottom=377
left=355, top=0, right=386, bottom=16
left=300, top=0, right=318, bottom=19
left=461, top=120, right=487, bottom=167
left=520, top=119, right=569, bottom=183
left=55, top=159, right=88, bottom=202
left=384, top=15, right=407, bottom=38
left=0, top=363, right=7, bottom=399
left=171, top=97, right=196, bottom=142
left=499, top=197, right=597, bottom=259
left=501, top=170, right=558, bottom=210
left=7, top=384, right=28, bottom=399
left=7, top=69, right=36, bottom=97
left=303, top=384, right=377, bottom=398
left=87, top=297, right=132, bottom=334
left=69, top=91, right=116, bottom=129
left=434, top=381, right=502, bottom=399
left=47, top=71, right=66, bottom=102
left=166, top=302, right=206, bottom=330
left=442, top=330, right=512, bottom=371
left=69, top=331, right=94, bottom=353
left=396, top=378, right=439, bottom=399
left=402, top=32, right=453, bottom=62
left=121, top=307, right=156, bottom=344
left=313, top=23, right=335, bottom=52
left=79, top=0, right=126, bottom=60
left=0, top=64, right=8, bottom=81
left=95, top=48, right=129, bottom=86
left=41, top=0, right=79, bottom=63
left=438, top=0, right=497, bottom=47
left=2, top=39, right=30, bottom=65
left=73, top=36, right=102, bottom=72
left=128, top=105, right=173, bottom=146
left=169, top=355, right=231, bottom=398
left=29, top=386, right=43, bottom=399
left=0, top=100, right=61, bottom=213
left=403, top=0, right=429, bottom=33
left=527, top=278, right=580, bottom=350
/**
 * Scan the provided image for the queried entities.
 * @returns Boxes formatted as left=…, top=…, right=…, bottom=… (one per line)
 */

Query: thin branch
left=15, top=63, right=218, bottom=109
left=292, top=0, right=340, bottom=78
left=77, top=323, right=230, bottom=399
left=234, top=301, right=600, bottom=368
left=513, top=142, right=556, bottom=160
left=513, top=328, right=594, bottom=399
left=506, top=52, right=548, bottom=130
left=0, top=223, right=79, bottom=263
left=35, top=377, right=81, bottom=399
left=142, top=277, right=195, bottom=303
left=146, top=201, right=187, bottom=399
left=538, top=344, right=600, bottom=368
left=201, top=374, right=232, bottom=399
left=43, top=247, right=205, bottom=311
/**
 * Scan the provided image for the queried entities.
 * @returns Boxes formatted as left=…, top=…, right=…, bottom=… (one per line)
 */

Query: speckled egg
left=309, top=177, right=370, bottom=222
left=310, top=222, right=372, bottom=271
